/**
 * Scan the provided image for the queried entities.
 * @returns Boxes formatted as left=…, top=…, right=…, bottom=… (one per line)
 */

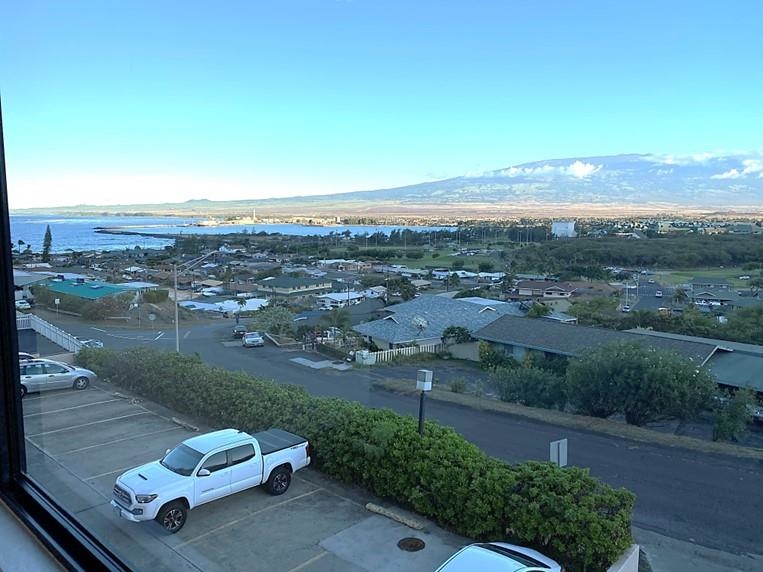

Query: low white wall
left=607, top=544, right=639, bottom=572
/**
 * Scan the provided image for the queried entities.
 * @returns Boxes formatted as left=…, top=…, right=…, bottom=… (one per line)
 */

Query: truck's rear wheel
left=266, top=466, right=291, bottom=495
left=156, top=501, right=187, bottom=533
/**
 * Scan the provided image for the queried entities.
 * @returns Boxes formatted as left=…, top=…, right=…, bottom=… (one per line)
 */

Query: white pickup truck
left=110, top=428, right=311, bottom=533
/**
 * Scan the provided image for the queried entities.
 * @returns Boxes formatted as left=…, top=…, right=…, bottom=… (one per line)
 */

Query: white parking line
left=59, top=426, right=184, bottom=455
left=92, top=327, right=107, bottom=332
left=286, top=551, right=329, bottom=572
left=25, top=412, right=149, bottom=438
left=23, top=399, right=121, bottom=418
left=85, top=464, right=143, bottom=482
left=154, top=332, right=164, bottom=340
left=175, top=488, right=323, bottom=549
left=183, top=331, right=190, bottom=339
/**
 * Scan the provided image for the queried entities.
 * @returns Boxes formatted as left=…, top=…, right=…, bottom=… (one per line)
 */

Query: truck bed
left=253, top=428, right=307, bottom=455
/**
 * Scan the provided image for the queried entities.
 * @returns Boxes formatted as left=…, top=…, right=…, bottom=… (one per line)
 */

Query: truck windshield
left=160, top=444, right=204, bottom=476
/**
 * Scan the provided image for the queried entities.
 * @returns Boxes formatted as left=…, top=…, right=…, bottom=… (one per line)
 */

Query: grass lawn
left=329, top=245, right=506, bottom=272
left=658, top=267, right=752, bottom=288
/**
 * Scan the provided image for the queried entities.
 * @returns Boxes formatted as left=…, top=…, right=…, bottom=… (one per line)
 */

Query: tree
left=478, top=261, right=494, bottom=272
left=567, top=342, right=715, bottom=425
left=388, top=277, right=416, bottom=301
left=448, top=273, right=461, bottom=288
left=442, top=325, right=471, bottom=344
left=672, top=287, right=689, bottom=305
left=712, top=388, right=757, bottom=442
left=749, top=277, right=763, bottom=298
left=249, top=306, right=295, bottom=336
left=42, top=225, right=53, bottom=262
left=526, top=302, right=551, bottom=318
left=321, top=307, right=351, bottom=337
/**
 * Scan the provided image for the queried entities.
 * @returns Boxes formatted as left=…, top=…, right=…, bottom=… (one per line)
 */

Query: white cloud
left=741, top=159, right=763, bottom=175
left=711, top=169, right=741, bottom=180
left=496, top=161, right=602, bottom=179
left=651, top=152, right=723, bottom=166
left=710, top=159, right=763, bottom=180
left=566, top=160, right=601, bottom=178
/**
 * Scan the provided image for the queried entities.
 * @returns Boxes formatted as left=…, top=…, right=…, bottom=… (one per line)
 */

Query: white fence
left=16, top=314, right=83, bottom=353
left=363, top=342, right=444, bottom=364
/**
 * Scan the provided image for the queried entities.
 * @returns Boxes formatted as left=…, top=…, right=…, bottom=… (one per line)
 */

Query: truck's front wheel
left=266, top=467, right=291, bottom=495
left=156, top=501, right=187, bottom=533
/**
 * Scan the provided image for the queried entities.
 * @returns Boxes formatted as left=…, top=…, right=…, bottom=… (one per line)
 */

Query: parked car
left=621, top=305, right=631, bottom=313
left=111, top=428, right=311, bottom=533
left=435, top=542, right=563, bottom=572
left=14, top=300, right=31, bottom=311
left=242, top=331, right=265, bottom=347
left=76, top=338, right=104, bottom=348
left=232, top=324, right=247, bottom=338
left=655, top=290, right=663, bottom=298
left=18, top=352, right=37, bottom=361
left=19, top=359, right=97, bottom=397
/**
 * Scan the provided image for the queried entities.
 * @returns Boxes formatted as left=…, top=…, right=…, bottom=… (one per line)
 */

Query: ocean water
left=10, top=214, right=449, bottom=253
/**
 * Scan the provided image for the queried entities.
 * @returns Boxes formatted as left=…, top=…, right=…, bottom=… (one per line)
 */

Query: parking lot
left=22, top=382, right=467, bottom=572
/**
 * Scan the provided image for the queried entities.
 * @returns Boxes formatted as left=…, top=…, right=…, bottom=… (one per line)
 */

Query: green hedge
left=77, top=347, right=634, bottom=571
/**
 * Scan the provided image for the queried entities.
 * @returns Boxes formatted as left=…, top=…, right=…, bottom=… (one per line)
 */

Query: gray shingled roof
left=261, top=276, right=330, bottom=288
left=474, top=315, right=718, bottom=363
left=353, top=296, right=524, bottom=345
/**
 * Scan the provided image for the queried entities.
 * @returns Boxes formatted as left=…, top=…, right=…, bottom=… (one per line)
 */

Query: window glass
left=228, top=444, right=255, bottom=466
left=21, top=363, right=44, bottom=376
left=200, top=451, right=228, bottom=473
left=43, top=364, right=69, bottom=374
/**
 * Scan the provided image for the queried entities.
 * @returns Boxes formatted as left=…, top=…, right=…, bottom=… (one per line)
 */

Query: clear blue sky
left=1, top=1, right=761, bottom=208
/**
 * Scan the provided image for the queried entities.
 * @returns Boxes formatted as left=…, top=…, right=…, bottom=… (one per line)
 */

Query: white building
left=316, top=291, right=365, bottom=310
left=551, top=221, right=577, bottom=238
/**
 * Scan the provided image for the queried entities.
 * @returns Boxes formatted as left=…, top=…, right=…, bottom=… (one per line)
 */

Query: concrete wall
left=448, top=341, right=480, bottom=361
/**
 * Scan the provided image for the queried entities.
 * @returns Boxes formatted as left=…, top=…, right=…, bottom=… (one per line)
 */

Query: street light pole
left=174, top=263, right=180, bottom=353
left=416, top=369, right=433, bottom=435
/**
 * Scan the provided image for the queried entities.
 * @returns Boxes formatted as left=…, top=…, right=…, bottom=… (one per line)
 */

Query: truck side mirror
left=197, top=468, right=211, bottom=477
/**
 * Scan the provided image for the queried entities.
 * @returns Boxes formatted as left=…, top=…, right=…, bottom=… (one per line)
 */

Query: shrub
left=713, top=388, right=756, bottom=442
left=490, top=366, right=566, bottom=410
left=567, top=342, right=715, bottom=425
left=478, top=341, right=518, bottom=371
left=76, top=347, right=634, bottom=571
left=142, top=289, right=170, bottom=303
left=450, top=378, right=467, bottom=393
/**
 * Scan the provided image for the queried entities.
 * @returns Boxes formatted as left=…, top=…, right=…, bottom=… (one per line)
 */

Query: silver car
left=19, top=359, right=97, bottom=397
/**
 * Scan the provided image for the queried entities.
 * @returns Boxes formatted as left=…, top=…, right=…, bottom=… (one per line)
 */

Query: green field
left=658, top=267, right=752, bottom=288
left=328, top=245, right=506, bottom=272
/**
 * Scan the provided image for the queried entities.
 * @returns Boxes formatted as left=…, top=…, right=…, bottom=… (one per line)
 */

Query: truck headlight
left=135, top=494, right=158, bottom=503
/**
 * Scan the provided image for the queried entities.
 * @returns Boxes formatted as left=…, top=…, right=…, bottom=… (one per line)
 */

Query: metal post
left=418, top=390, right=426, bottom=435
left=174, top=264, right=180, bottom=353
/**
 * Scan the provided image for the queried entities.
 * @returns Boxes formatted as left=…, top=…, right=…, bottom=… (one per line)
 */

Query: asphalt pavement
left=26, top=310, right=763, bottom=570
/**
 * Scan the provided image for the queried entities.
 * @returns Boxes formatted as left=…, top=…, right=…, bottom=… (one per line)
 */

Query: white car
left=111, top=428, right=311, bottom=533
left=15, top=300, right=31, bottom=310
left=435, top=542, right=563, bottom=572
left=242, top=331, right=265, bottom=347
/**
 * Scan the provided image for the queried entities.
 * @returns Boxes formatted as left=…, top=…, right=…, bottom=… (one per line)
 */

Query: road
left=32, top=312, right=763, bottom=560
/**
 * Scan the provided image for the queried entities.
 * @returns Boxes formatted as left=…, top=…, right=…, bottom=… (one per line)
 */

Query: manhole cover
left=397, top=537, right=425, bottom=552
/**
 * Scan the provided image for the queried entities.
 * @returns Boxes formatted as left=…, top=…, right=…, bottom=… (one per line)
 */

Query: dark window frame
left=0, top=98, right=129, bottom=570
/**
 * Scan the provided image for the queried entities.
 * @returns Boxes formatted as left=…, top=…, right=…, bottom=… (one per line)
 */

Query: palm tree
left=672, top=287, right=689, bottom=306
